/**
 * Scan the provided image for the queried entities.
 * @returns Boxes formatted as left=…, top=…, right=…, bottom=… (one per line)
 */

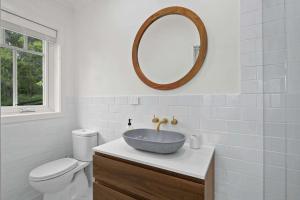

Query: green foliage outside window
left=0, top=48, right=13, bottom=106
left=1, top=29, right=44, bottom=106
left=17, top=52, right=43, bottom=105
left=5, top=30, right=24, bottom=48
left=28, top=37, right=43, bottom=53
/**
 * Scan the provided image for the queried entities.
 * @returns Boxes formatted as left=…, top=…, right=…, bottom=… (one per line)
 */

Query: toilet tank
left=72, top=129, right=98, bottom=162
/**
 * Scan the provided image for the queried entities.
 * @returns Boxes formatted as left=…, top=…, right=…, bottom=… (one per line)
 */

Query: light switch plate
left=128, top=96, right=139, bottom=105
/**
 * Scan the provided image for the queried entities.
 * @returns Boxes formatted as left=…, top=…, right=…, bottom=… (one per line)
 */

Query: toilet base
left=44, top=170, right=89, bottom=200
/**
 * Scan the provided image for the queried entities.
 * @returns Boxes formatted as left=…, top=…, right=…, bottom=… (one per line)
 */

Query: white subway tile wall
left=77, top=94, right=264, bottom=200
left=263, top=0, right=300, bottom=199
left=241, top=0, right=264, bottom=95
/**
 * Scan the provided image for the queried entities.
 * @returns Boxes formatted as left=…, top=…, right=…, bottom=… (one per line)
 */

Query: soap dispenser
left=127, top=118, right=133, bottom=130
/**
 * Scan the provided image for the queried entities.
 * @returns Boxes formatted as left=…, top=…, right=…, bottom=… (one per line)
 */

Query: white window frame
left=1, top=28, right=50, bottom=114
left=0, top=16, right=61, bottom=123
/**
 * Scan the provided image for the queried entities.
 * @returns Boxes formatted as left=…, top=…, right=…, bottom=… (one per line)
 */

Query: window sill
left=1, top=111, right=63, bottom=124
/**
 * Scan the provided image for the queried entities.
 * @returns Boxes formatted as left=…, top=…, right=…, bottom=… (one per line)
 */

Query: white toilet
left=29, top=129, right=98, bottom=200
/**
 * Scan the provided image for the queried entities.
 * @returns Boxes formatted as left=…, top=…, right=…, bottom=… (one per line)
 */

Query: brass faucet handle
left=161, top=118, right=168, bottom=123
left=152, top=115, right=159, bottom=123
left=171, top=116, right=178, bottom=125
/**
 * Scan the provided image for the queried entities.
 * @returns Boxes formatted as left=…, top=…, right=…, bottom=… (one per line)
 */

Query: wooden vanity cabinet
left=93, top=152, right=214, bottom=200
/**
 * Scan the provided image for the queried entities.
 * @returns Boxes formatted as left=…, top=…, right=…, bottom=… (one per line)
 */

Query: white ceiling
left=57, top=0, right=94, bottom=10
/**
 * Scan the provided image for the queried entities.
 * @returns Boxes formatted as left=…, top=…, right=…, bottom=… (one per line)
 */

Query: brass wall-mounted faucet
left=152, top=115, right=178, bottom=131
left=156, top=118, right=168, bottom=132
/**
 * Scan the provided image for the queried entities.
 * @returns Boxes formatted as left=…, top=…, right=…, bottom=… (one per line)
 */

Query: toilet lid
left=29, top=158, right=78, bottom=181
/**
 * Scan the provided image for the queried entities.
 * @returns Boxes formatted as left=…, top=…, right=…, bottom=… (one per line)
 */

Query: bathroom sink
left=123, top=129, right=186, bottom=154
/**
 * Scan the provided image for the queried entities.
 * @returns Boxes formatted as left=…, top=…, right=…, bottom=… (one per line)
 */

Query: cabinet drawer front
left=94, top=154, right=204, bottom=200
left=94, top=182, right=136, bottom=200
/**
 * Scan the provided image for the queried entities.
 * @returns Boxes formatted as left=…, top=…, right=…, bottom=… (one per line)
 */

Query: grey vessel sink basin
left=123, top=129, right=186, bottom=154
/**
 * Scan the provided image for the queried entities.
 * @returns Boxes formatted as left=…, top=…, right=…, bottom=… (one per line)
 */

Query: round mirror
left=132, top=6, right=207, bottom=90
left=138, top=15, right=199, bottom=84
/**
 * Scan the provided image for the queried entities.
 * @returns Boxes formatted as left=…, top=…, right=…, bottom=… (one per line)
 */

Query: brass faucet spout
left=156, top=118, right=168, bottom=132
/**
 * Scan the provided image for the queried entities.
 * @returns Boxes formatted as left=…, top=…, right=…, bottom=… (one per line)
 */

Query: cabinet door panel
left=94, top=182, right=136, bottom=200
left=94, top=154, right=204, bottom=200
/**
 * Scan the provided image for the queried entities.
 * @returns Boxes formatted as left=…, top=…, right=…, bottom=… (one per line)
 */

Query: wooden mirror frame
left=132, top=6, right=208, bottom=90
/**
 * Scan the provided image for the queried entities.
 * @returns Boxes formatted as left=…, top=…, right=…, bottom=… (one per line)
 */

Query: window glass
left=17, top=52, right=43, bottom=105
left=5, top=30, right=24, bottom=48
left=0, top=48, right=14, bottom=106
left=1, top=29, right=48, bottom=109
left=28, top=37, right=43, bottom=53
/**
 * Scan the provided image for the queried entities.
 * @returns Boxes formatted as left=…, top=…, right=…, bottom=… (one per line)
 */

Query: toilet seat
left=29, top=158, right=78, bottom=182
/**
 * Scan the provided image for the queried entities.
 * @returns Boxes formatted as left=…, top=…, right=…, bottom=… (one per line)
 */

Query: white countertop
left=93, top=138, right=214, bottom=180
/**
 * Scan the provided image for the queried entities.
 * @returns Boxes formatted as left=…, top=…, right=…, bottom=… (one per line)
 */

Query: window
left=0, top=11, right=60, bottom=122
left=1, top=29, right=46, bottom=110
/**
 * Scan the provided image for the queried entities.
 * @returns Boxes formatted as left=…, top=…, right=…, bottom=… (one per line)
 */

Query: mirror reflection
left=138, top=15, right=200, bottom=84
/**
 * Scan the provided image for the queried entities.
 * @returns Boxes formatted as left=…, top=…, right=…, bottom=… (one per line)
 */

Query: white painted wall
left=1, top=1, right=77, bottom=200
left=73, top=0, right=240, bottom=95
